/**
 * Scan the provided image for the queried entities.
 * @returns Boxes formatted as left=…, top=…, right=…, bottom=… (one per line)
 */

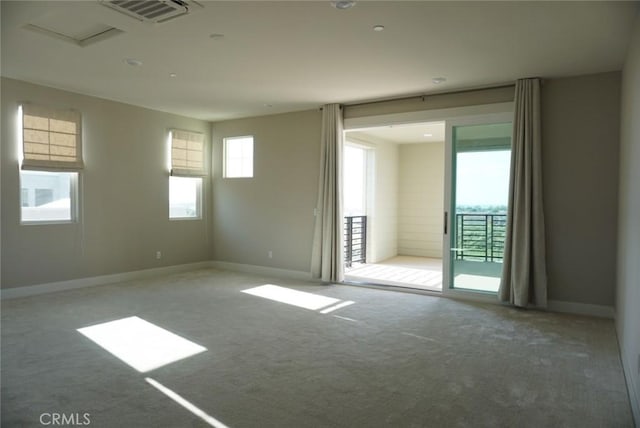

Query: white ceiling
left=349, top=121, right=445, bottom=144
left=1, top=1, right=637, bottom=121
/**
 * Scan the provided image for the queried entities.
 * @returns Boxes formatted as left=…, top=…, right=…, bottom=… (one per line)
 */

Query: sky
left=456, top=150, right=511, bottom=206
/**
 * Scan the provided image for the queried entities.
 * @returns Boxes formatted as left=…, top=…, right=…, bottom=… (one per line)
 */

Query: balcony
left=344, top=213, right=507, bottom=292
left=454, top=213, right=507, bottom=262
left=344, top=215, right=367, bottom=268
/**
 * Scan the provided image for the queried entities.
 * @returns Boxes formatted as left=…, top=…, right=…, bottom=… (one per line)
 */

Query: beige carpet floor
left=1, top=268, right=634, bottom=427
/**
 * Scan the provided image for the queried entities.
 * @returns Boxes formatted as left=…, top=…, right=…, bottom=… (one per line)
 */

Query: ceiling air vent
left=100, top=0, right=202, bottom=24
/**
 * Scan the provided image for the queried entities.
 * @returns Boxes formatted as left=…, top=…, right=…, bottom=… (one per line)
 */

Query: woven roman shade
left=21, top=104, right=83, bottom=170
left=171, top=129, right=206, bottom=176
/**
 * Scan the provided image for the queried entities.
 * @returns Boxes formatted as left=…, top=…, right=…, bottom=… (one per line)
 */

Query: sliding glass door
left=446, top=118, right=512, bottom=294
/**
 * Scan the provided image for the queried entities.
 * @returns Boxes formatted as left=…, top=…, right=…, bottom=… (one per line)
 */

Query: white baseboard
left=547, top=300, right=615, bottom=319
left=620, top=345, right=640, bottom=426
left=210, top=260, right=315, bottom=282
left=0, top=261, right=213, bottom=299
left=2, top=262, right=616, bottom=322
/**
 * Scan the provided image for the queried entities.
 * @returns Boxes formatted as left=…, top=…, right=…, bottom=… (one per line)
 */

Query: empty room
left=1, top=1, right=639, bottom=427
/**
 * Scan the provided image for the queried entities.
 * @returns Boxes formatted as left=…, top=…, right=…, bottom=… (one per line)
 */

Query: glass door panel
left=450, top=122, right=511, bottom=292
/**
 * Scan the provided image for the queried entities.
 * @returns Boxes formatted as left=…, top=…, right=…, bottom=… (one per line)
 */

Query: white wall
left=616, top=12, right=640, bottom=424
left=368, top=139, right=398, bottom=263
left=397, top=142, right=444, bottom=258
left=345, top=135, right=398, bottom=264
left=1, top=78, right=213, bottom=289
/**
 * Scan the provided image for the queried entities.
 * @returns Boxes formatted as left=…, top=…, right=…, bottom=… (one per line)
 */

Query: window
left=20, top=104, right=82, bottom=223
left=21, top=104, right=83, bottom=170
left=21, top=189, right=29, bottom=207
left=35, top=188, right=54, bottom=206
left=170, top=129, right=205, bottom=219
left=224, top=136, right=253, bottom=178
left=169, top=176, right=201, bottom=219
left=20, top=171, right=77, bottom=222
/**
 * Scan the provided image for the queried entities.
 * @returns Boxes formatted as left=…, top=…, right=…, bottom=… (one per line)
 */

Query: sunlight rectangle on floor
left=145, top=377, right=230, bottom=428
left=241, top=284, right=340, bottom=310
left=77, top=316, right=206, bottom=373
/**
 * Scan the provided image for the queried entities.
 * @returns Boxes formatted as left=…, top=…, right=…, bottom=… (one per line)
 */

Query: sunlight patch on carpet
left=241, top=284, right=340, bottom=310
left=320, top=300, right=355, bottom=314
left=146, top=377, right=230, bottom=428
left=78, top=316, right=206, bottom=373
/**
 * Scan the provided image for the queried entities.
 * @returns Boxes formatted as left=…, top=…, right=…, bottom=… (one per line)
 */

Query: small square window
left=224, top=136, right=253, bottom=178
left=20, top=170, right=78, bottom=223
left=169, top=176, right=202, bottom=219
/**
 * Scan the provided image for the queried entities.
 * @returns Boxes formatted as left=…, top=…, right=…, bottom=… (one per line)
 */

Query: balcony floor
left=344, top=256, right=443, bottom=292
left=344, top=256, right=502, bottom=293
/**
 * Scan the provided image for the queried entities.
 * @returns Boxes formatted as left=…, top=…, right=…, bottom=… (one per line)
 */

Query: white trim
left=445, top=289, right=502, bottom=304
left=342, top=280, right=443, bottom=297
left=210, top=260, right=315, bottom=282
left=547, top=300, right=614, bottom=319
left=0, top=261, right=212, bottom=299
left=442, top=111, right=514, bottom=300
left=343, top=102, right=514, bottom=131
left=342, top=280, right=615, bottom=319
left=619, top=344, right=640, bottom=426
left=169, top=175, right=203, bottom=220
left=222, top=135, right=254, bottom=178
left=1, top=260, right=616, bottom=321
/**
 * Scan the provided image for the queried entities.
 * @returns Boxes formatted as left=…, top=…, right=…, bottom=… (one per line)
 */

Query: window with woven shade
left=171, top=129, right=205, bottom=176
left=169, top=129, right=206, bottom=219
left=19, top=104, right=82, bottom=223
left=21, top=104, right=83, bottom=171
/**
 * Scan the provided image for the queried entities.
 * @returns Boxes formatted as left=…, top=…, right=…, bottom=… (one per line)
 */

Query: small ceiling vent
left=100, top=0, right=202, bottom=24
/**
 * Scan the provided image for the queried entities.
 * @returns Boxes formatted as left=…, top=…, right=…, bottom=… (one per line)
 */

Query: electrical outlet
left=156, top=251, right=162, bottom=260
left=268, top=250, right=273, bottom=259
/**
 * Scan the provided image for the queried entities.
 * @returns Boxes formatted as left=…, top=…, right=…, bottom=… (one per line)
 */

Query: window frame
left=169, top=175, right=203, bottom=221
left=18, top=104, right=83, bottom=225
left=19, top=170, right=80, bottom=225
left=168, top=129, right=207, bottom=221
left=223, top=135, right=254, bottom=178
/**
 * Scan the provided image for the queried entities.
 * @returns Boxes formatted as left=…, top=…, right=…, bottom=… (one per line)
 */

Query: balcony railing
left=455, top=213, right=507, bottom=262
left=344, top=216, right=367, bottom=268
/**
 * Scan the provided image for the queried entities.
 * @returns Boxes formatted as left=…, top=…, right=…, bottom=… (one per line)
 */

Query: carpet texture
left=1, top=268, right=634, bottom=427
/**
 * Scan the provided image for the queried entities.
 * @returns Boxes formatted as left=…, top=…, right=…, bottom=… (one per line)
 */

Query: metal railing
left=344, top=216, right=367, bottom=268
left=455, top=213, right=507, bottom=262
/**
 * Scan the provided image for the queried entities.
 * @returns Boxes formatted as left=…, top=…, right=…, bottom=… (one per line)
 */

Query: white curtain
left=311, top=104, right=344, bottom=283
left=499, top=78, right=548, bottom=308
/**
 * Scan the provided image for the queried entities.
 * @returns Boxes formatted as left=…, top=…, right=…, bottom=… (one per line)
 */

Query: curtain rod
left=342, top=82, right=516, bottom=110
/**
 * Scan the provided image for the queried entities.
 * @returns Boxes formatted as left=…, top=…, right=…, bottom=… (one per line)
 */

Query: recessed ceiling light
left=373, top=25, right=385, bottom=32
left=424, top=133, right=433, bottom=137
left=432, top=77, right=447, bottom=84
left=169, top=73, right=177, bottom=78
left=331, top=1, right=356, bottom=10
left=124, top=58, right=142, bottom=67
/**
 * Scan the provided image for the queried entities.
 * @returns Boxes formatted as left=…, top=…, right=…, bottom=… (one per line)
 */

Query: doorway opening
left=343, top=122, right=445, bottom=292
left=449, top=122, right=512, bottom=293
